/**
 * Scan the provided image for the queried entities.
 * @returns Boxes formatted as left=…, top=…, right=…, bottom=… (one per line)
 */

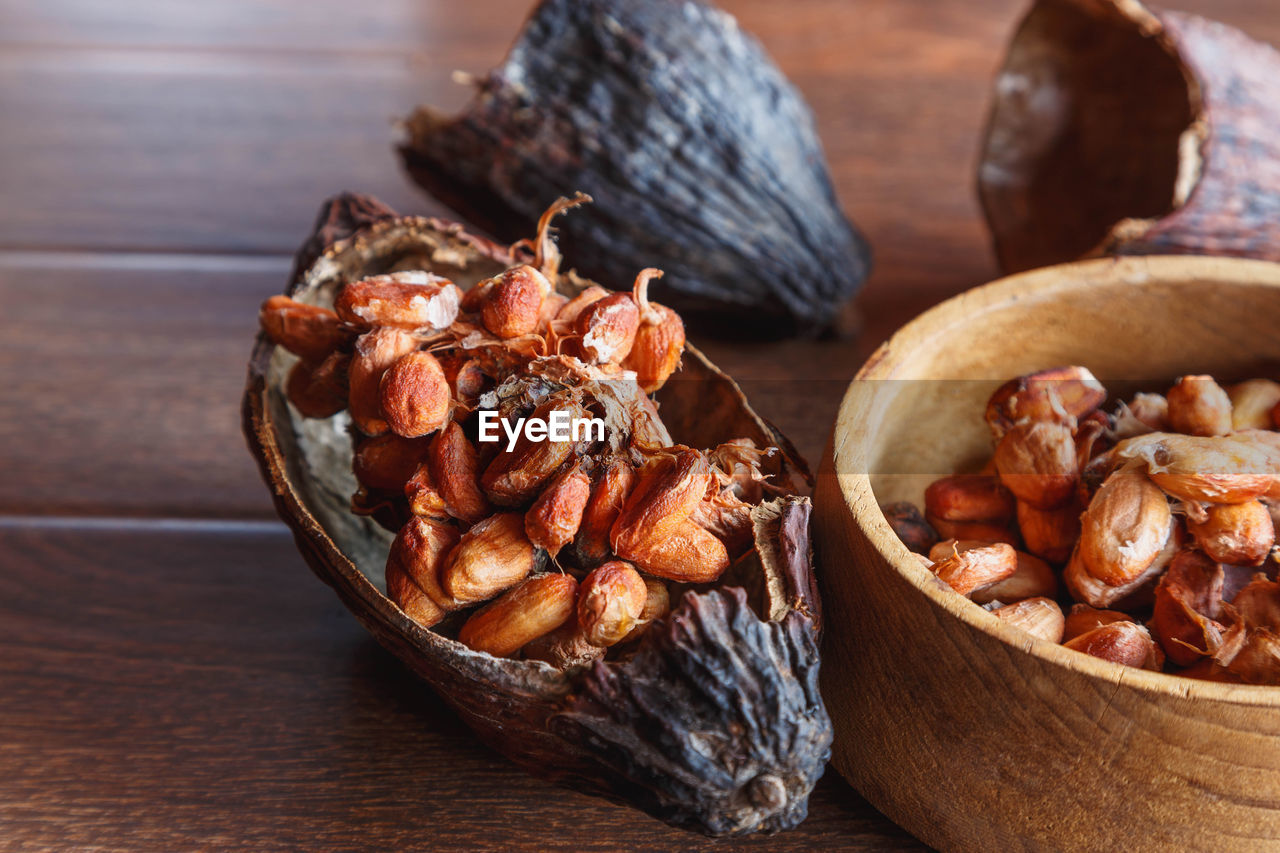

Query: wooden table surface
left=3, top=0, right=1275, bottom=849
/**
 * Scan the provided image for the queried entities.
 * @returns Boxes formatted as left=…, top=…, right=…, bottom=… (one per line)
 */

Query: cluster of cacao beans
left=260, top=197, right=785, bottom=668
left=884, top=368, right=1280, bottom=683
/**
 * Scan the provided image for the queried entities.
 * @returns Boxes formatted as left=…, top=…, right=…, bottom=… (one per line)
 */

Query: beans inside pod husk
left=396, top=0, right=870, bottom=338
left=979, top=0, right=1280, bottom=273
left=242, top=193, right=831, bottom=836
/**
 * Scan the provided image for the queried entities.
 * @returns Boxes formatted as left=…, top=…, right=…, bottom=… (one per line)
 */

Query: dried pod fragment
left=442, top=512, right=542, bottom=604
left=289, top=192, right=398, bottom=282
left=1077, top=464, right=1172, bottom=588
left=1229, top=380, right=1280, bottom=431
left=349, top=327, right=419, bottom=436
left=879, top=501, right=938, bottom=555
left=380, top=351, right=450, bottom=438
left=979, top=0, right=1280, bottom=272
left=260, top=295, right=351, bottom=363
left=552, top=590, right=830, bottom=835
left=335, top=271, right=460, bottom=330
left=991, top=597, right=1065, bottom=643
left=577, top=561, right=648, bottom=647
left=428, top=422, right=492, bottom=525
left=1166, top=375, right=1233, bottom=437
left=929, top=543, right=1018, bottom=598
left=1188, top=500, right=1276, bottom=566
left=924, top=475, right=1015, bottom=524
left=1152, top=549, right=1226, bottom=666
left=525, top=465, right=592, bottom=557
left=397, top=0, right=869, bottom=335
left=984, top=366, right=1106, bottom=437
left=1064, top=621, right=1163, bottom=671
left=994, top=420, right=1078, bottom=509
left=459, top=572, right=578, bottom=657
left=1063, top=604, right=1134, bottom=642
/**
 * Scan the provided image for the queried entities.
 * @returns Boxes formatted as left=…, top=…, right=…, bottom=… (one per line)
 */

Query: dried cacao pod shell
left=979, top=0, right=1280, bottom=273
left=396, top=0, right=869, bottom=337
left=242, top=194, right=828, bottom=836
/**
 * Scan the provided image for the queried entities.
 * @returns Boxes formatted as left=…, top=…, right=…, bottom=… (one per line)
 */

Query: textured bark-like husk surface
left=396, top=0, right=869, bottom=337
left=979, top=0, right=1280, bottom=273
left=242, top=194, right=830, bottom=836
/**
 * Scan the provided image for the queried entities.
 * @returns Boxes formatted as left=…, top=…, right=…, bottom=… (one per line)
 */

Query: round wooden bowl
left=815, top=256, right=1280, bottom=851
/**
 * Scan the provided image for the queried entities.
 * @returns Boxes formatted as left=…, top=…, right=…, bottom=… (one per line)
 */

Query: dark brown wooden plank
left=0, top=49, right=457, bottom=254
left=6, top=0, right=1276, bottom=58
left=0, top=253, right=285, bottom=517
left=0, top=522, right=924, bottom=850
left=0, top=0, right=531, bottom=51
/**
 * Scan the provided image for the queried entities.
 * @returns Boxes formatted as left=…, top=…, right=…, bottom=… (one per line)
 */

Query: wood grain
left=0, top=522, right=921, bottom=851
left=0, top=255, right=285, bottom=517
left=3, top=0, right=1280, bottom=847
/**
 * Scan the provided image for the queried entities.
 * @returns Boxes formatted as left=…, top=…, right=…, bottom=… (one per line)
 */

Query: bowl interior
left=835, top=255, right=1280, bottom=695
left=859, top=257, right=1280, bottom=504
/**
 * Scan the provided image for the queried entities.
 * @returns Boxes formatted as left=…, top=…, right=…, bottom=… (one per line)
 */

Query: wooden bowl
left=815, top=256, right=1280, bottom=851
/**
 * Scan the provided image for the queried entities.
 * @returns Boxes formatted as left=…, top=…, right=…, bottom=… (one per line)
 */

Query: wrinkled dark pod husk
left=289, top=191, right=398, bottom=283
left=552, top=590, right=827, bottom=836
left=979, top=0, right=1280, bottom=273
left=242, top=193, right=831, bottom=835
left=396, top=0, right=869, bottom=338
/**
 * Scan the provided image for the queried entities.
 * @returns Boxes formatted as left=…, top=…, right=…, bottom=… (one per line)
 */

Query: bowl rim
left=836, top=254, right=1280, bottom=706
